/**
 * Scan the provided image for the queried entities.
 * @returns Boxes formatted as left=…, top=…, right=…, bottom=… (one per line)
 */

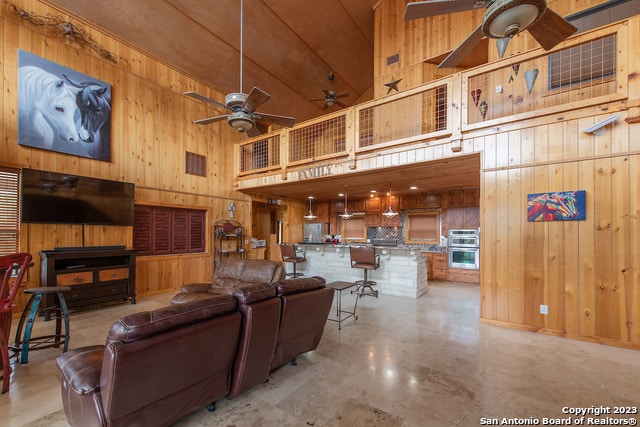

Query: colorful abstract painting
left=527, top=190, right=586, bottom=222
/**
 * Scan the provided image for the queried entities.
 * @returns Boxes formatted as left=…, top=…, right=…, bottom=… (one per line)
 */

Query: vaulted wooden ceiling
left=41, top=0, right=482, bottom=200
left=43, top=0, right=378, bottom=125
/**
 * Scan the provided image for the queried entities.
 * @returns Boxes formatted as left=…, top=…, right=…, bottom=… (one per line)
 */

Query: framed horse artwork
left=527, top=190, right=587, bottom=222
left=17, top=50, right=112, bottom=161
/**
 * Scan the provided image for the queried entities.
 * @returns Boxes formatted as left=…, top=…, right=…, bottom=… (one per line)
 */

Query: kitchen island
left=293, top=244, right=446, bottom=298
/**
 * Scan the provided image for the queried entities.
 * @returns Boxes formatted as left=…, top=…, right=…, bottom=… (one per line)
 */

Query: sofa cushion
left=272, top=276, right=326, bottom=296
left=233, top=282, right=277, bottom=305
left=106, top=295, right=237, bottom=344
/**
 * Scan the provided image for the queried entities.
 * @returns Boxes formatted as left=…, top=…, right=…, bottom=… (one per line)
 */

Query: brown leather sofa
left=56, top=259, right=334, bottom=426
left=56, top=295, right=241, bottom=427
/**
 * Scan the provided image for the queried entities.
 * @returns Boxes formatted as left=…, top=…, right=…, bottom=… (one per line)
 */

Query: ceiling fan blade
left=310, top=97, right=326, bottom=102
left=254, top=112, right=295, bottom=128
left=404, top=0, right=487, bottom=20
left=335, top=100, right=349, bottom=108
left=242, top=87, right=271, bottom=112
left=335, top=93, right=349, bottom=99
left=183, top=91, right=230, bottom=111
left=245, top=121, right=269, bottom=137
left=438, top=23, right=484, bottom=68
left=527, top=8, right=577, bottom=51
left=193, top=114, right=229, bottom=125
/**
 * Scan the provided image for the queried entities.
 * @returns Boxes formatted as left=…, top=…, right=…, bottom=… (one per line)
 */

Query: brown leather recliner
left=56, top=296, right=241, bottom=427
left=171, top=259, right=285, bottom=399
left=269, top=276, right=334, bottom=370
left=171, top=258, right=285, bottom=303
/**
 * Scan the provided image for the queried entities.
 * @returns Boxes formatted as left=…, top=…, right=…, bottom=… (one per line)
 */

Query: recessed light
left=338, top=193, right=344, bottom=197
left=410, top=186, right=417, bottom=190
left=370, top=190, right=377, bottom=193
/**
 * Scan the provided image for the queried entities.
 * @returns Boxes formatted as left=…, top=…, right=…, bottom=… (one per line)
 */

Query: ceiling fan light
left=304, top=211, right=318, bottom=220
left=483, top=0, right=546, bottom=39
left=228, top=111, right=254, bottom=133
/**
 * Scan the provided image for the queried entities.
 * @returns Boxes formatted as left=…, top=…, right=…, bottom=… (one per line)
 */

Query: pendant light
left=304, top=196, right=317, bottom=220
left=382, top=180, right=398, bottom=218
left=340, top=186, right=353, bottom=220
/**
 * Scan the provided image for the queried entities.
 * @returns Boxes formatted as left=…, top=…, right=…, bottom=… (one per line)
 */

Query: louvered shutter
left=133, top=206, right=152, bottom=255
left=189, top=210, right=206, bottom=252
left=172, top=210, right=189, bottom=253
left=152, top=208, right=172, bottom=254
left=0, top=168, right=20, bottom=255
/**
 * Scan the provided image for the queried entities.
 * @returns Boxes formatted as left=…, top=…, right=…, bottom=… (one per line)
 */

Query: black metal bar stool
left=13, top=286, right=71, bottom=364
left=349, top=246, right=380, bottom=298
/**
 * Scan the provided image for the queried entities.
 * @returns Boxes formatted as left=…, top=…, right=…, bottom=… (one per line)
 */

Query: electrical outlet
left=540, top=304, right=548, bottom=315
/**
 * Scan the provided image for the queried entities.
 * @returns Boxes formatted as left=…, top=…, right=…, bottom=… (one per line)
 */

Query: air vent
left=387, top=53, right=400, bottom=66
left=185, top=151, right=206, bottom=177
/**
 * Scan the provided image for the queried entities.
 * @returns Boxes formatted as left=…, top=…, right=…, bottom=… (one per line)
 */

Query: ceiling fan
left=183, top=0, right=295, bottom=137
left=404, top=0, right=577, bottom=68
left=310, top=72, right=349, bottom=110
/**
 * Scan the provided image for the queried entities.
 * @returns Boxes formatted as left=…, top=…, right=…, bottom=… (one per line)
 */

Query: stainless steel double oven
left=448, top=229, right=479, bottom=269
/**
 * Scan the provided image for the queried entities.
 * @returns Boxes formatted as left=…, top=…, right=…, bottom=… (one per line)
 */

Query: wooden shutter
left=188, top=210, right=206, bottom=252
left=0, top=168, right=20, bottom=255
left=172, top=210, right=189, bottom=253
left=152, top=208, right=172, bottom=254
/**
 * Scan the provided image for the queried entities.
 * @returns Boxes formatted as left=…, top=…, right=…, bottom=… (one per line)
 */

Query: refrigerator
left=302, top=223, right=329, bottom=243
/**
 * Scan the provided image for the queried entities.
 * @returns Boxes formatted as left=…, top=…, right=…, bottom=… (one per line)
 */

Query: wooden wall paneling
left=547, top=122, right=564, bottom=163
left=534, top=124, right=549, bottom=164
left=578, top=159, right=596, bottom=338
left=480, top=170, right=497, bottom=319
left=594, top=158, right=613, bottom=339
left=546, top=164, right=564, bottom=332
left=562, top=162, right=580, bottom=337
left=495, top=169, right=510, bottom=322
left=495, top=131, right=509, bottom=168
left=630, top=155, right=640, bottom=346
left=610, top=155, right=630, bottom=342
left=507, top=168, right=523, bottom=324
left=533, top=165, right=549, bottom=330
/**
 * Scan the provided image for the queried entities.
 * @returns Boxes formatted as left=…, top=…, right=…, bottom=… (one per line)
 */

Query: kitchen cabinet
left=427, top=253, right=447, bottom=280
left=400, top=194, right=425, bottom=209
left=365, top=197, right=381, bottom=212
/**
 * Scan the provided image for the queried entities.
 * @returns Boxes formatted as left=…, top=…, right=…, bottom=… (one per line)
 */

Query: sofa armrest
left=272, top=276, right=326, bottom=296
left=179, top=282, right=212, bottom=293
left=56, top=345, right=105, bottom=396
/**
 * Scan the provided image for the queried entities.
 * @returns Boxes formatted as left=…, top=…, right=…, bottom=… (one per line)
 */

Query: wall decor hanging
left=525, top=68, right=539, bottom=94
left=479, top=101, right=488, bottom=120
left=496, top=37, right=510, bottom=58
left=471, top=89, right=482, bottom=107
left=527, top=190, right=586, bottom=222
left=384, top=75, right=402, bottom=94
left=18, top=50, right=112, bottom=161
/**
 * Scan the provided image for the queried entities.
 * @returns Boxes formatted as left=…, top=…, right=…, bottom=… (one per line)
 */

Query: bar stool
left=349, top=246, right=380, bottom=298
left=280, top=243, right=306, bottom=278
left=13, top=286, right=71, bottom=364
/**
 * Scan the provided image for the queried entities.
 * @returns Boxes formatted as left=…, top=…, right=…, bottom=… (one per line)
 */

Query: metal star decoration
left=61, top=22, right=82, bottom=41
left=384, top=75, right=402, bottom=94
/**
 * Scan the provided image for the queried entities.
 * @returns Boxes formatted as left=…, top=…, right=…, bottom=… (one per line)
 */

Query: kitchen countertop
left=296, top=242, right=447, bottom=253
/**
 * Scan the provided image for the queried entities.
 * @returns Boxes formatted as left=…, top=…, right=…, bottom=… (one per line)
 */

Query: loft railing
left=236, top=20, right=628, bottom=178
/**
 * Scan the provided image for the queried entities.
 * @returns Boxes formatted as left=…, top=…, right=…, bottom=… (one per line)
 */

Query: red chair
left=0, top=253, right=32, bottom=393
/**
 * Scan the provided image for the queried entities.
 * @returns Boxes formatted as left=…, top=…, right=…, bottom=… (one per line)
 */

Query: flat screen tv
left=21, top=168, right=135, bottom=225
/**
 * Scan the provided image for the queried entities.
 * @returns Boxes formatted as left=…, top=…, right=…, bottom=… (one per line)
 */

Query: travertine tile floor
left=1, top=282, right=639, bottom=426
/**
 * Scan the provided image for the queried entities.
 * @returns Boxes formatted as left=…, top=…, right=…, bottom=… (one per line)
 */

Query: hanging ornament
left=496, top=38, right=510, bottom=59
left=471, top=89, right=482, bottom=107
left=384, top=75, right=402, bottom=94
left=512, top=64, right=520, bottom=76
left=525, top=68, right=539, bottom=94
left=479, top=101, right=488, bottom=121
left=508, top=75, right=514, bottom=83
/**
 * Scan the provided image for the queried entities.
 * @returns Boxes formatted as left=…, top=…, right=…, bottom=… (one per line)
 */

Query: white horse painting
left=18, top=65, right=80, bottom=149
